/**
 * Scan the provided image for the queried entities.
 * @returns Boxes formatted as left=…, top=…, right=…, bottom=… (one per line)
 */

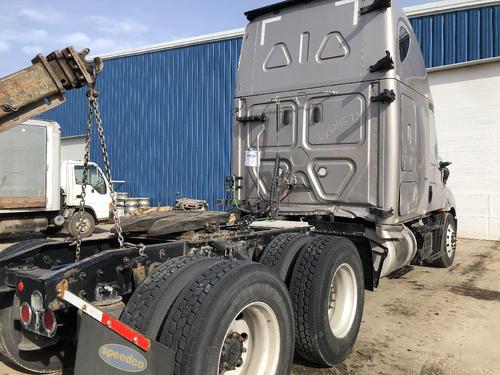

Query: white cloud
left=18, top=8, right=64, bottom=23
left=0, top=29, right=49, bottom=44
left=21, top=29, right=49, bottom=43
left=0, top=41, right=10, bottom=53
left=21, top=45, right=43, bottom=55
left=0, top=2, right=164, bottom=75
left=18, top=8, right=47, bottom=21
left=61, top=32, right=91, bottom=45
left=89, top=16, right=149, bottom=35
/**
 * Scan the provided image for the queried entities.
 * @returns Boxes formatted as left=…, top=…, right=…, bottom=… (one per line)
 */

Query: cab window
left=75, top=166, right=107, bottom=194
left=399, top=26, right=410, bottom=62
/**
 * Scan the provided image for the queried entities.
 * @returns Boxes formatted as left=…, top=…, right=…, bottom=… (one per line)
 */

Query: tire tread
left=160, top=260, right=245, bottom=375
left=121, top=255, right=213, bottom=332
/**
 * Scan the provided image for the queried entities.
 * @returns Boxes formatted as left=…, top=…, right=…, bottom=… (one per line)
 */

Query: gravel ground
left=0, top=233, right=499, bottom=375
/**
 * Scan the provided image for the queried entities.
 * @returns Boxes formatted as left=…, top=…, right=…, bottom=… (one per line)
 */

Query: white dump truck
left=0, top=119, right=112, bottom=237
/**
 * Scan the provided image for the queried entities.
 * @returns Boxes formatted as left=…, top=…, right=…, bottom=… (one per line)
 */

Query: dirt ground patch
left=290, top=239, right=500, bottom=375
left=0, top=237, right=499, bottom=374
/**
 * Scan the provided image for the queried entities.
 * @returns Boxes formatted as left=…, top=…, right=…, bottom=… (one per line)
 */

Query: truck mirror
left=439, top=161, right=452, bottom=169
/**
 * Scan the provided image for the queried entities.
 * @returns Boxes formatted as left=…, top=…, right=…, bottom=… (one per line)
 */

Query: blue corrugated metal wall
left=42, top=5, right=499, bottom=207
left=410, top=4, right=500, bottom=67
left=43, top=38, right=242, bottom=208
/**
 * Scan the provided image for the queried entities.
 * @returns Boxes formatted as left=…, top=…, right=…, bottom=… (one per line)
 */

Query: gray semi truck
left=0, top=0, right=456, bottom=374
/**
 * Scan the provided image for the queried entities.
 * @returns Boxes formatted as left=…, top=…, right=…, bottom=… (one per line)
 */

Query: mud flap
left=75, top=314, right=175, bottom=375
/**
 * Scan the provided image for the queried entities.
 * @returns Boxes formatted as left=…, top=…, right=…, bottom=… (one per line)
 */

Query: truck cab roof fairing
left=245, top=0, right=319, bottom=21
left=245, top=0, right=392, bottom=21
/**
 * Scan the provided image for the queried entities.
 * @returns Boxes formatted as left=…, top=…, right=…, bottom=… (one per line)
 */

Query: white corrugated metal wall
left=428, top=59, right=500, bottom=240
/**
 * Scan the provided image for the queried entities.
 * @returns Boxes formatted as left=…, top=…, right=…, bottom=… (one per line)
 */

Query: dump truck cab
left=233, top=0, right=456, bottom=225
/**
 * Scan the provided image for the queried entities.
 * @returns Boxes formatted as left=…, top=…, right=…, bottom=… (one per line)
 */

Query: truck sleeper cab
left=233, top=0, right=456, bottom=276
left=0, top=0, right=457, bottom=374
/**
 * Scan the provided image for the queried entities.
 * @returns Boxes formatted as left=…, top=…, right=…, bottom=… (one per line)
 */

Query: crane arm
left=0, top=46, right=102, bottom=134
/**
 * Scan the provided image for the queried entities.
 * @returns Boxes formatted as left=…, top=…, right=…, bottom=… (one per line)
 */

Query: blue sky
left=0, top=0, right=431, bottom=76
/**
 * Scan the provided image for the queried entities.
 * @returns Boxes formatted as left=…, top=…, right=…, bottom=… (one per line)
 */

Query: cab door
left=74, top=164, right=111, bottom=220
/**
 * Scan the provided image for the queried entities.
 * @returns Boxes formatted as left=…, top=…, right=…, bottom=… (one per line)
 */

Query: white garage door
left=428, top=60, right=500, bottom=240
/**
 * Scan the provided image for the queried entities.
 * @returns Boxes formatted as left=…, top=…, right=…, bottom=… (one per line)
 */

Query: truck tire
left=290, top=235, right=364, bottom=367
left=67, top=211, right=95, bottom=238
left=159, top=260, right=294, bottom=375
left=432, top=213, right=457, bottom=268
left=0, top=293, right=75, bottom=374
left=259, top=232, right=313, bottom=285
left=121, top=255, right=219, bottom=338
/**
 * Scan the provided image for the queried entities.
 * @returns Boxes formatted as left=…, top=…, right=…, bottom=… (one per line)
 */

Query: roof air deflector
left=245, top=0, right=321, bottom=21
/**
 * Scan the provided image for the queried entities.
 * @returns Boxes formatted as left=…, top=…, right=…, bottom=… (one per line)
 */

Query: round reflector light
left=42, top=310, right=57, bottom=335
left=19, top=303, right=32, bottom=326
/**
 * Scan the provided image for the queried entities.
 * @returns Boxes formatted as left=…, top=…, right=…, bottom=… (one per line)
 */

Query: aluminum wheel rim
left=446, top=224, right=456, bottom=257
left=218, top=302, right=280, bottom=375
left=328, top=263, right=358, bottom=338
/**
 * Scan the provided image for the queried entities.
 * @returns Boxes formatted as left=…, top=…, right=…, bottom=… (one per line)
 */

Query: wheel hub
left=219, top=331, right=246, bottom=373
left=446, top=224, right=457, bottom=257
left=218, top=302, right=280, bottom=375
left=328, top=263, right=358, bottom=338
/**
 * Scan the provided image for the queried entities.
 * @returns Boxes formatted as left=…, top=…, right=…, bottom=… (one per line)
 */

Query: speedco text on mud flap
left=99, top=343, right=148, bottom=372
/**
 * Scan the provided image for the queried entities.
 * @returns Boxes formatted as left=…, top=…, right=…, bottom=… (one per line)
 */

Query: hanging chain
left=73, top=98, right=94, bottom=261
left=90, top=87, right=125, bottom=249
left=73, top=76, right=124, bottom=261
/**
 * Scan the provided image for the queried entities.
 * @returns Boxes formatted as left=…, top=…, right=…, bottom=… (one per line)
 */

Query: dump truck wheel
left=0, top=293, right=75, bottom=374
left=121, top=255, right=219, bottom=338
left=432, top=213, right=457, bottom=268
left=67, top=211, right=95, bottom=238
left=159, top=260, right=294, bottom=375
left=259, top=232, right=313, bottom=285
left=290, top=235, right=364, bottom=367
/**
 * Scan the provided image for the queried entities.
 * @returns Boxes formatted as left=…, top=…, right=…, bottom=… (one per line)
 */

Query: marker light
left=19, top=303, right=32, bottom=326
left=42, top=310, right=57, bottom=335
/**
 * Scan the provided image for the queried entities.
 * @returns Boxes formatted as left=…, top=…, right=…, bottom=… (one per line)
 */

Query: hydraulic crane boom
left=0, top=46, right=101, bottom=134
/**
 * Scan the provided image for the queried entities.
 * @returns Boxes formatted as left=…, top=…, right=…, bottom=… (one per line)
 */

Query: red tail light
left=19, top=303, right=32, bottom=326
left=42, top=310, right=57, bottom=335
